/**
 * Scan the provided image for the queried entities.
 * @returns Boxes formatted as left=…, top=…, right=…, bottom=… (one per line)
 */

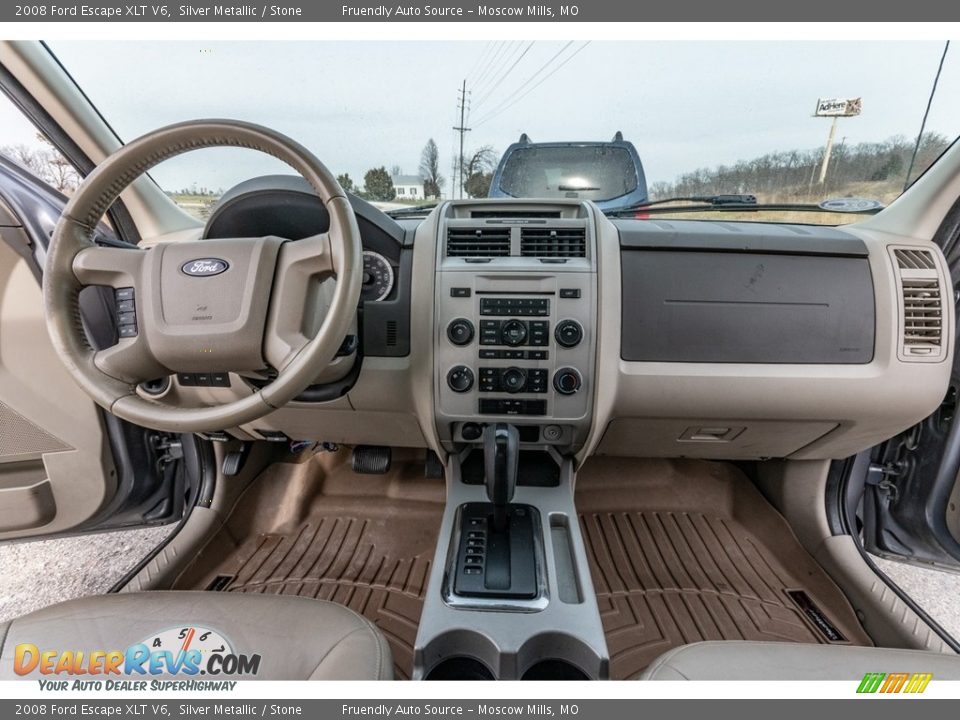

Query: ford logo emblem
left=181, top=258, right=229, bottom=277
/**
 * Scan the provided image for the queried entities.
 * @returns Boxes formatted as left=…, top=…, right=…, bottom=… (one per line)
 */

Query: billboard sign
left=815, top=97, right=862, bottom=117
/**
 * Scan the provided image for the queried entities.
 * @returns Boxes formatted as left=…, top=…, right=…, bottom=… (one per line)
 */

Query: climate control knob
left=447, top=366, right=475, bottom=393
left=447, top=318, right=475, bottom=346
left=500, top=319, right=528, bottom=346
left=553, top=367, right=582, bottom=395
left=501, top=366, right=527, bottom=394
left=555, top=319, right=584, bottom=348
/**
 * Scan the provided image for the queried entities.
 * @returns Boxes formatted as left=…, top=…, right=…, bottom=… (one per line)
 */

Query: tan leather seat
left=640, top=641, right=960, bottom=681
left=0, top=592, right=392, bottom=680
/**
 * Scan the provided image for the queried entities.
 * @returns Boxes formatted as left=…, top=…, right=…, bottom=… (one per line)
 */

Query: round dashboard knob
left=447, top=366, right=475, bottom=393
left=501, top=366, right=527, bottom=394
left=553, top=367, right=582, bottom=395
left=555, top=319, right=584, bottom=348
left=447, top=318, right=475, bottom=346
left=500, top=319, right=528, bottom=346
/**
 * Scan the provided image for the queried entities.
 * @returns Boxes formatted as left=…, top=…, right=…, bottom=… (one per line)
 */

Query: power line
left=472, top=41, right=574, bottom=124
left=474, top=42, right=591, bottom=127
left=472, top=41, right=536, bottom=113
left=904, top=40, right=950, bottom=191
left=472, top=41, right=529, bottom=103
left=465, top=41, right=493, bottom=83
left=471, top=41, right=511, bottom=93
left=472, top=41, right=536, bottom=115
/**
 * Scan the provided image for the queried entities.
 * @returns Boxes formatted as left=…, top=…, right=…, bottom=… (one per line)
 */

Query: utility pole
left=817, top=116, right=839, bottom=185
left=452, top=79, right=471, bottom=199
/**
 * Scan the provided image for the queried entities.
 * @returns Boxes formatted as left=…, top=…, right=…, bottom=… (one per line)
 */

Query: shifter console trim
left=442, top=502, right=549, bottom=612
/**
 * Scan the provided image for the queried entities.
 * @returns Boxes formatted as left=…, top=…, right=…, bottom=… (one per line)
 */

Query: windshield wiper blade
left=606, top=195, right=884, bottom=218
left=386, top=203, right=439, bottom=217
left=606, top=194, right=758, bottom=216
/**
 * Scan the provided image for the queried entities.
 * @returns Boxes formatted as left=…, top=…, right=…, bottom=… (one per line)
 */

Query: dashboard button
left=555, top=319, right=584, bottom=348
left=553, top=367, right=583, bottom=395
left=447, top=366, right=475, bottom=393
left=447, top=318, right=475, bottom=346
left=500, top=319, right=528, bottom=346
left=501, top=367, right=528, bottom=394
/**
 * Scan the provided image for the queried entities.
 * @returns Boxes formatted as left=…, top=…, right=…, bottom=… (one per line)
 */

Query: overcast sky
left=3, top=41, right=958, bottom=194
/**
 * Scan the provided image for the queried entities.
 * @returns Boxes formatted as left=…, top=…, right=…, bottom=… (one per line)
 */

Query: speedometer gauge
left=361, top=251, right=394, bottom=302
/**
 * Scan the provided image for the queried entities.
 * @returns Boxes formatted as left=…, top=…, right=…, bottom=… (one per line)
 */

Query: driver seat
left=0, top=592, right=393, bottom=680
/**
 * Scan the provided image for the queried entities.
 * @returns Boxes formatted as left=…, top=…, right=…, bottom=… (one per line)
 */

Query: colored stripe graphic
left=857, top=672, right=932, bottom=694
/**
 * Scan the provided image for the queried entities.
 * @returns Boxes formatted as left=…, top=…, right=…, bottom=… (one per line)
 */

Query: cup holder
left=521, top=659, right=589, bottom=680
left=425, top=657, right=495, bottom=681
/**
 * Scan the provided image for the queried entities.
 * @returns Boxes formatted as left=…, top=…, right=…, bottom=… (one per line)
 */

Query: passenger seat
left=640, top=641, right=960, bottom=680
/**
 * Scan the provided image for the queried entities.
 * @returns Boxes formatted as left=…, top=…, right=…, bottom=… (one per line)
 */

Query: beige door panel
left=0, top=235, right=116, bottom=539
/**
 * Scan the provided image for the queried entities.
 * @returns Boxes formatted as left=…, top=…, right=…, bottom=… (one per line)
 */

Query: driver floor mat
left=574, top=458, right=873, bottom=680
left=174, top=450, right=445, bottom=680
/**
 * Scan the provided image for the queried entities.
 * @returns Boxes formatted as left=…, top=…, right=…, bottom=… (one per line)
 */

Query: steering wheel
left=43, top=120, right=363, bottom=433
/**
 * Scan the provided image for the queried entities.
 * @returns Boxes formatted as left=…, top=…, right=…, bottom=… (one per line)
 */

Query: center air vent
left=520, top=227, right=587, bottom=258
left=890, top=247, right=945, bottom=360
left=446, top=227, right=511, bottom=258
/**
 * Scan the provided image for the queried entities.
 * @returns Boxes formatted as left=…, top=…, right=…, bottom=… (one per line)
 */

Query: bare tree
left=419, top=139, right=444, bottom=199
left=460, top=145, right=498, bottom=198
left=1, top=133, right=79, bottom=194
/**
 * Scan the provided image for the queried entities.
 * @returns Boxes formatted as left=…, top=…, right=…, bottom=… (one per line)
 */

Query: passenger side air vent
left=446, top=227, right=511, bottom=258
left=520, top=227, right=587, bottom=258
left=890, top=247, right=945, bottom=360
left=895, top=248, right=937, bottom=270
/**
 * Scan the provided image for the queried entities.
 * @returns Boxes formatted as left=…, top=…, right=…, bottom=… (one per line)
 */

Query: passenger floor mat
left=575, top=458, right=873, bottom=680
left=174, top=450, right=444, bottom=680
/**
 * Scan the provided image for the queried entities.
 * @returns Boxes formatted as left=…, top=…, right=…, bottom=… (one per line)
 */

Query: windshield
left=497, top=145, right=639, bottom=202
left=12, top=41, right=959, bottom=225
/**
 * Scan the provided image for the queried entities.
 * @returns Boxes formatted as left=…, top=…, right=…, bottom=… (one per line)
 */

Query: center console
left=434, top=202, right=598, bottom=451
left=414, top=201, right=608, bottom=680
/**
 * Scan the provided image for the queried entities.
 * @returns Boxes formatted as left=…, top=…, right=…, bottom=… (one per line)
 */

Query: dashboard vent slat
left=895, top=248, right=937, bottom=270
left=901, top=279, right=942, bottom=346
left=446, top=227, right=511, bottom=258
left=520, top=227, right=587, bottom=258
left=891, top=246, right=945, bottom=360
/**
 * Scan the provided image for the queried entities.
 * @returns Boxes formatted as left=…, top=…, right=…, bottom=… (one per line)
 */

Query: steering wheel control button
left=553, top=367, right=583, bottom=395
left=447, top=318, right=475, bottom=346
left=555, top=319, right=584, bottom=348
left=500, top=319, right=528, bottom=346
left=114, top=287, right=138, bottom=338
left=501, top=367, right=528, bottom=394
left=447, top=366, right=475, bottom=393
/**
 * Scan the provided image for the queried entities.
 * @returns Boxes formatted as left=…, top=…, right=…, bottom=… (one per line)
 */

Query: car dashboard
left=167, top=186, right=953, bottom=463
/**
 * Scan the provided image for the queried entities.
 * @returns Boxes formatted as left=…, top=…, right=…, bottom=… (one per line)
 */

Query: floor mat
left=174, top=450, right=444, bottom=680
left=575, top=458, right=872, bottom=679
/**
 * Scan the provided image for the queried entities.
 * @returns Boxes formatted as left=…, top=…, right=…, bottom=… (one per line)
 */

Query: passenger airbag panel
left=620, top=250, right=875, bottom=363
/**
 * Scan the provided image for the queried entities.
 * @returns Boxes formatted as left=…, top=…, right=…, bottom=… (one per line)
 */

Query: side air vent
left=895, top=248, right=937, bottom=270
left=520, top=227, right=587, bottom=258
left=446, top=227, right=511, bottom=258
left=891, top=247, right=945, bottom=360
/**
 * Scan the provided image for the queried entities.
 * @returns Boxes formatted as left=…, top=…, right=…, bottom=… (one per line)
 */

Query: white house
left=392, top=174, right=425, bottom=200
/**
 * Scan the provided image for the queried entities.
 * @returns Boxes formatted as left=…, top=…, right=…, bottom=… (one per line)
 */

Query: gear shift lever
left=483, top=423, right=519, bottom=533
